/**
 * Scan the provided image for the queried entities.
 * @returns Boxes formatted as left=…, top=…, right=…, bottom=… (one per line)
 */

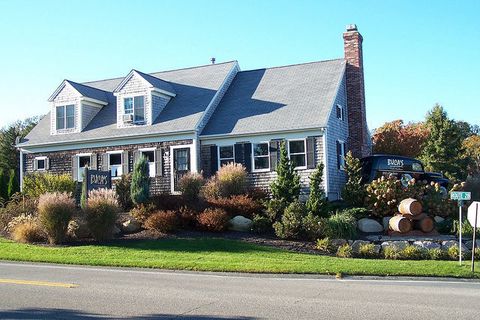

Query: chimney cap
left=210, top=57, right=216, bottom=64
left=346, top=24, right=358, bottom=32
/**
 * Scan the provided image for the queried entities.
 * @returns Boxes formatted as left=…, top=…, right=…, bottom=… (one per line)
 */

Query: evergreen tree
left=270, top=141, right=300, bottom=204
left=80, top=170, right=88, bottom=210
left=306, top=162, right=328, bottom=217
left=0, top=169, right=7, bottom=201
left=131, top=156, right=150, bottom=205
left=420, top=104, right=468, bottom=181
left=7, top=169, right=19, bottom=198
left=341, top=151, right=366, bottom=207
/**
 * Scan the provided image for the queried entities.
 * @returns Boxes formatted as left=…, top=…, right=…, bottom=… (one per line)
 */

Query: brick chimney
left=343, top=24, right=370, bottom=158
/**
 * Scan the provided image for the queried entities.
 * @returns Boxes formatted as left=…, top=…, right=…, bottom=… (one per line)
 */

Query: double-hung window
left=34, top=156, right=48, bottom=171
left=253, top=143, right=270, bottom=171
left=78, top=155, right=91, bottom=182
left=336, top=104, right=345, bottom=120
left=218, top=145, right=234, bottom=167
left=139, top=149, right=156, bottom=177
left=56, top=105, right=75, bottom=130
left=288, top=140, right=306, bottom=169
left=124, top=96, right=145, bottom=123
left=109, top=153, right=123, bottom=178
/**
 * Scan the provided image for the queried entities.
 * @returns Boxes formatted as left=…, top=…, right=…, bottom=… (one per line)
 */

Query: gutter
left=199, top=126, right=326, bottom=141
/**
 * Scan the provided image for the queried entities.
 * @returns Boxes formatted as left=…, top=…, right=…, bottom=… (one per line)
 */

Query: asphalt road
left=0, top=261, right=479, bottom=320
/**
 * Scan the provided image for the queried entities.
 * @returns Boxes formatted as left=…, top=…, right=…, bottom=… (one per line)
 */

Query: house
left=17, top=25, right=371, bottom=200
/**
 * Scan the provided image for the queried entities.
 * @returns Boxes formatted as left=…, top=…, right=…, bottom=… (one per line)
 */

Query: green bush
left=84, top=188, right=120, bottom=241
left=273, top=201, right=306, bottom=240
left=7, top=169, right=19, bottom=199
left=341, top=207, right=370, bottom=220
left=144, top=210, right=178, bottom=233
left=250, top=215, right=272, bottom=234
left=447, top=245, right=466, bottom=260
left=131, top=156, right=150, bottom=206
left=341, top=151, right=367, bottom=207
left=265, top=198, right=288, bottom=222
left=302, top=213, right=324, bottom=241
left=400, top=245, right=427, bottom=260
left=179, top=172, right=205, bottom=202
left=23, top=173, right=76, bottom=198
left=336, top=244, right=353, bottom=258
left=306, top=162, right=328, bottom=217
left=0, top=169, right=8, bottom=201
left=315, top=238, right=335, bottom=254
left=383, top=246, right=401, bottom=260
left=357, top=243, right=379, bottom=259
left=475, top=248, right=480, bottom=260
left=323, top=210, right=357, bottom=240
left=116, top=174, right=132, bottom=211
left=270, top=142, right=300, bottom=204
left=38, top=192, right=76, bottom=244
left=427, top=248, right=448, bottom=260
left=201, top=163, right=247, bottom=199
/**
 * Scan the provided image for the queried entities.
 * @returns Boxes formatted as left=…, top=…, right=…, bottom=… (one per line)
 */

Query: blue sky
left=0, top=0, right=478, bottom=130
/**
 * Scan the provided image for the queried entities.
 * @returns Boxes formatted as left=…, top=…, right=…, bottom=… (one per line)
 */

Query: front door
left=172, top=147, right=191, bottom=192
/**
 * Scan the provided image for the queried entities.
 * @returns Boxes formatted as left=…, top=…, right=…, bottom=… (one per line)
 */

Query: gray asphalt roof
left=201, top=59, right=346, bottom=136
left=66, top=80, right=109, bottom=103
left=116, top=70, right=176, bottom=96
left=20, top=61, right=237, bottom=147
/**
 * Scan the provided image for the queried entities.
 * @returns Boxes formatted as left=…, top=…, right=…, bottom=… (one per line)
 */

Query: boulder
left=67, top=219, right=91, bottom=239
left=357, top=218, right=384, bottom=233
left=121, top=219, right=142, bottom=234
left=331, top=239, right=348, bottom=248
left=412, top=241, right=441, bottom=250
left=228, top=216, right=253, bottom=232
left=441, top=240, right=467, bottom=252
left=465, top=240, right=480, bottom=250
left=112, top=225, right=121, bottom=236
left=351, top=240, right=371, bottom=254
left=434, top=216, right=445, bottom=223
left=382, top=217, right=393, bottom=230
left=381, top=241, right=409, bottom=251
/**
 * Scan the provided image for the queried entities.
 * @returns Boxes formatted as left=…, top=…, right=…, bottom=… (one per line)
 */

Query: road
left=0, top=261, right=479, bottom=320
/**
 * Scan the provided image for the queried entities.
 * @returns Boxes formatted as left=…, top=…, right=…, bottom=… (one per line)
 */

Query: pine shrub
left=306, top=162, right=328, bottom=217
left=250, top=215, right=272, bottom=234
left=7, top=169, right=19, bottom=199
left=38, top=192, right=76, bottom=244
left=131, top=156, right=150, bottom=206
left=273, top=201, right=306, bottom=240
left=302, top=213, right=325, bottom=241
left=270, top=142, right=300, bottom=204
left=341, top=151, right=367, bottom=207
left=84, top=189, right=120, bottom=241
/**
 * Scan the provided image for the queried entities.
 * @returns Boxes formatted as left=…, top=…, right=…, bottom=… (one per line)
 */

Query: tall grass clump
left=84, top=188, right=120, bottom=241
left=38, top=192, right=75, bottom=244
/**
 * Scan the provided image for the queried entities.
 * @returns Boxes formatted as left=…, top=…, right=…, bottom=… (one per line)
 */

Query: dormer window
left=124, top=96, right=145, bottom=123
left=56, top=105, right=75, bottom=130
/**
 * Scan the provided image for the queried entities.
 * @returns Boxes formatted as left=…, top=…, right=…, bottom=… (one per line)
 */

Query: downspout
left=19, top=149, right=24, bottom=192
left=322, top=130, right=330, bottom=199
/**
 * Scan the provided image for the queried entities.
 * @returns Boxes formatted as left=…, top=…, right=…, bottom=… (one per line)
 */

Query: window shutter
left=336, top=141, right=341, bottom=170
left=90, top=153, right=97, bottom=170
left=155, top=148, right=163, bottom=176
left=306, top=137, right=316, bottom=169
left=72, top=156, right=78, bottom=181
left=133, top=151, right=140, bottom=165
left=122, top=151, right=129, bottom=174
left=45, top=157, right=50, bottom=170
left=101, top=154, right=109, bottom=171
left=244, top=143, right=252, bottom=173
left=210, top=145, right=218, bottom=175
left=269, top=140, right=282, bottom=171
left=234, top=143, right=244, bottom=165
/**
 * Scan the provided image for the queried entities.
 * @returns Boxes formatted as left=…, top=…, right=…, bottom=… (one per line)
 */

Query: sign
left=86, top=168, right=111, bottom=191
left=451, top=191, right=471, bottom=201
left=468, top=201, right=480, bottom=228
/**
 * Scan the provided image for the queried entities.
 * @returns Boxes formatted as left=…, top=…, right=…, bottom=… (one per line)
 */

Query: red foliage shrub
left=148, top=194, right=186, bottom=211
left=176, top=206, right=198, bottom=229
left=197, top=208, right=229, bottom=232
left=144, top=210, right=178, bottom=233
left=207, top=195, right=262, bottom=218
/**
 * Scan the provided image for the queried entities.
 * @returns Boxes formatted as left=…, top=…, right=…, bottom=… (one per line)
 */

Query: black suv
left=360, top=154, right=450, bottom=192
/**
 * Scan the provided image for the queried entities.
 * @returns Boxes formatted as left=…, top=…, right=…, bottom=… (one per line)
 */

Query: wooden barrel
left=398, top=198, right=422, bottom=216
left=389, top=215, right=412, bottom=233
left=414, top=216, right=434, bottom=233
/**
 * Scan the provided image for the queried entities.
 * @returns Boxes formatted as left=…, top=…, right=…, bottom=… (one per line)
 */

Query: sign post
left=468, top=201, right=480, bottom=273
left=451, top=192, right=471, bottom=265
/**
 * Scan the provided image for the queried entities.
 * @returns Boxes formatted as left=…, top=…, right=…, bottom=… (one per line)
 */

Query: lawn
left=0, top=237, right=478, bottom=278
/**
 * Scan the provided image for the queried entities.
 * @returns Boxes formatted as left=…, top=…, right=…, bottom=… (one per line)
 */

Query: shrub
left=357, top=243, right=379, bottom=259
left=116, top=174, right=132, bottom=211
left=131, top=156, right=150, bottom=206
left=38, top=192, right=76, bottom=244
left=148, top=194, right=186, bottom=211
left=130, top=203, right=156, bottom=224
left=273, top=201, right=306, bottom=240
left=365, top=175, right=404, bottom=217
left=23, top=173, right=76, bottom=198
left=197, top=208, right=229, bottom=232
left=341, top=152, right=367, bottom=207
left=323, top=210, right=357, bottom=240
left=336, top=244, right=353, bottom=258
left=302, top=213, right=325, bottom=241
left=177, top=206, right=198, bottom=229
left=270, top=142, right=300, bottom=204
left=207, top=195, right=262, bottom=218
left=341, top=207, right=370, bottom=220
left=200, top=178, right=220, bottom=200
left=265, top=198, right=288, bottom=222
left=383, top=246, right=401, bottom=260
left=0, top=194, right=37, bottom=231
left=7, top=169, right=19, bottom=199
left=84, top=189, right=120, bottom=241
left=400, top=245, right=427, bottom=260
left=250, top=215, right=272, bottom=234
left=447, top=245, right=466, bottom=260
left=306, top=162, right=328, bottom=217
left=247, top=188, right=269, bottom=202
left=80, top=172, right=87, bottom=210
left=475, top=248, right=480, bottom=260
left=144, top=210, right=178, bottom=233
left=179, top=172, right=205, bottom=202
left=201, top=163, right=247, bottom=199
left=427, top=248, right=447, bottom=260
left=11, top=217, right=45, bottom=243
left=316, top=238, right=335, bottom=254
left=0, top=169, right=7, bottom=201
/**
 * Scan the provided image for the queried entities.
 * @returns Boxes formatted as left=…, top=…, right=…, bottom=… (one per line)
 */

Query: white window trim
left=336, top=104, right=344, bottom=121
left=34, top=156, right=48, bottom=171
left=252, top=142, right=270, bottom=172
left=217, top=145, right=235, bottom=169
left=170, top=144, right=196, bottom=194
left=55, top=104, right=76, bottom=130
left=287, top=138, right=307, bottom=170
left=76, top=153, right=92, bottom=182
left=338, top=140, right=346, bottom=171
left=138, top=147, right=156, bottom=177
left=123, top=95, right=146, bottom=124
left=107, top=150, right=124, bottom=180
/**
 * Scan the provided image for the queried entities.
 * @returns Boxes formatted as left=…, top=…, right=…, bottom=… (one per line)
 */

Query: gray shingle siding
left=81, top=104, right=101, bottom=131
left=325, top=73, right=348, bottom=200
left=151, top=94, right=170, bottom=122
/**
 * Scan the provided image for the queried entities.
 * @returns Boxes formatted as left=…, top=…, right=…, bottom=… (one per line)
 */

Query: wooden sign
left=86, top=168, right=112, bottom=191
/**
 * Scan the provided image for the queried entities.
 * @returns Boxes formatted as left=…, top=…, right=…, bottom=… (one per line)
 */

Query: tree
left=341, top=151, right=366, bottom=207
left=420, top=104, right=468, bottom=181
left=463, top=135, right=480, bottom=176
left=372, top=120, right=429, bottom=158
left=306, top=162, right=328, bottom=217
left=270, top=142, right=300, bottom=204
left=7, top=169, right=19, bottom=198
left=130, top=156, right=150, bottom=206
left=0, top=169, right=7, bottom=201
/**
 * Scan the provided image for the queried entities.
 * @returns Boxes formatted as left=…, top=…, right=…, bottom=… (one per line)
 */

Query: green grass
left=0, top=237, right=479, bottom=278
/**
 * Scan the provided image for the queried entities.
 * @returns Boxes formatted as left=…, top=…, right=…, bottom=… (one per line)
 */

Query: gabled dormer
left=48, top=80, right=108, bottom=135
left=113, top=70, right=176, bottom=128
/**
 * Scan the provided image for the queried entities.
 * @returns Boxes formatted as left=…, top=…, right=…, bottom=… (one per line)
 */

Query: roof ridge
left=67, top=79, right=109, bottom=92
left=82, top=60, right=238, bottom=85
left=239, top=58, right=345, bottom=73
